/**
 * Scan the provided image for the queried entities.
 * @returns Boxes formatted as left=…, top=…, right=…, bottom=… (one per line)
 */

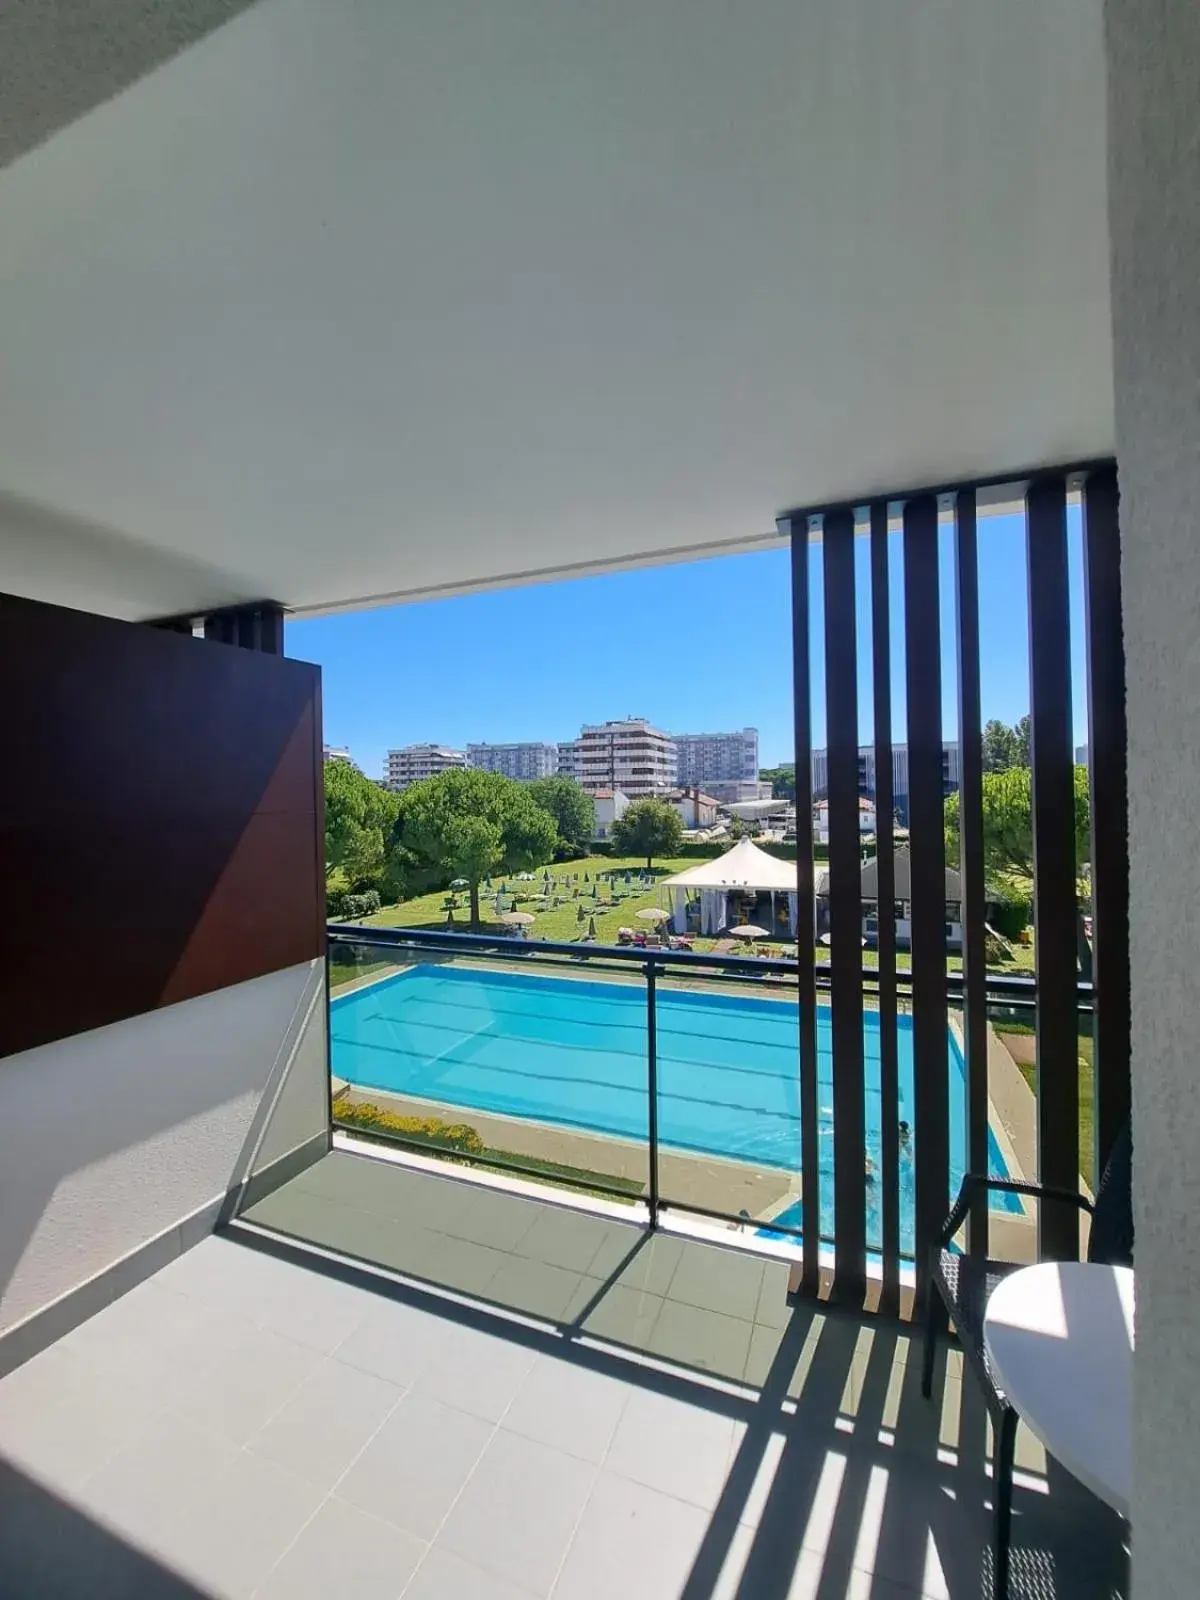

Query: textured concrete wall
left=1106, top=2, right=1200, bottom=1590
left=0, top=959, right=328, bottom=1338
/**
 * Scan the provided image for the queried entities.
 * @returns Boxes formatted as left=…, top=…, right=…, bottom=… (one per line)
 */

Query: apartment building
left=577, top=718, right=676, bottom=797
left=322, top=745, right=353, bottom=765
left=672, top=727, right=759, bottom=787
left=384, top=743, right=465, bottom=791
left=811, top=742, right=960, bottom=825
left=466, top=741, right=557, bottom=781
left=705, top=778, right=774, bottom=804
left=556, top=740, right=582, bottom=781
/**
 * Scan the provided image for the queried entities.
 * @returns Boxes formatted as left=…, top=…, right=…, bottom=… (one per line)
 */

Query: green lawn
left=357, top=854, right=740, bottom=952
left=344, top=850, right=1036, bottom=974
left=1005, top=1027, right=1096, bottom=1187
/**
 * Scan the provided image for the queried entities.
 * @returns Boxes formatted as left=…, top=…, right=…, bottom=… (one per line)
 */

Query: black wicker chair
left=921, top=1122, right=1132, bottom=1598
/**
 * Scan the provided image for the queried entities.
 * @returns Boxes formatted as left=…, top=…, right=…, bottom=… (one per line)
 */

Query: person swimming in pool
left=898, top=1120, right=912, bottom=1153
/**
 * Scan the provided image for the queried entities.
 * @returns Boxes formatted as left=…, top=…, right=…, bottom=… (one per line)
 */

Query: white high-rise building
left=672, top=727, right=759, bottom=787
left=556, top=740, right=582, bottom=781
left=466, top=741, right=558, bottom=781
left=810, top=742, right=960, bottom=826
left=384, top=743, right=465, bottom=791
left=577, top=718, right=676, bottom=797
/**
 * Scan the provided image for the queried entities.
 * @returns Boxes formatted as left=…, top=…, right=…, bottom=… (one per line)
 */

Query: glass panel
left=653, top=958, right=806, bottom=1242
left=329, top=938, right=649, bottom=1207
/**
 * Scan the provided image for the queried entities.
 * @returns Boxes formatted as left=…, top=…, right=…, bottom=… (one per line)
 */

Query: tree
left=1011, top=714, right=1031, bottom=768
left=393, top=768, right=557, bottom=927
left=944, top=765, right=1092, bottom=968
left=982, top=719, right=1018, bottom=773
left=760, top=765, right=796, bottom=801
left=324, top=760, right=399, bottom=887
left=610, top=798, right=684, bottom=869
left=527, top=776, right=595, bottom=854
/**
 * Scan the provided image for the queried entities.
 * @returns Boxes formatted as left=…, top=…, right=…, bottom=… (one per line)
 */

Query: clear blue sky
left=290, top=509, right=1090, bottom=781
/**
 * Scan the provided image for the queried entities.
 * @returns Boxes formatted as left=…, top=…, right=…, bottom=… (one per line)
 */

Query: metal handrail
left=327, top=922, right=1092, bottom=1237
left=326, top=921, right=1093, bottom=1007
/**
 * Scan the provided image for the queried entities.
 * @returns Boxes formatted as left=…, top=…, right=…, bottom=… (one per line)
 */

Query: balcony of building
left=1, top=0, right=1195, bottom=1596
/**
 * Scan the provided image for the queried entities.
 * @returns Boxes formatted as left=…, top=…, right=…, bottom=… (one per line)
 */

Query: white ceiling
left=0, top=0, right=1112, bottom=622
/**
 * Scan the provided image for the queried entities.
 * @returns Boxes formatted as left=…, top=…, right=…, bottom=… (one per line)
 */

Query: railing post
left=645, top=960, right=660, bottom=1229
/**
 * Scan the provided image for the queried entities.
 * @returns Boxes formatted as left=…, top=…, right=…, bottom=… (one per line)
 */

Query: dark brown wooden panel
left=903, top=495, right=948, bottom=1301
left=1081, top=465, right=1130, bottom=1177
left=954, top=490, right=989, bottom=1257
left=1025, top=476, right=1079, bottom=1259
left=870, top=501, right=901, bottom=1308
left=822, top=508, right=865, bottom=1302
left=0, top=591, right=323, bottom=1059
left=788, top=515, right=821, bottom=1295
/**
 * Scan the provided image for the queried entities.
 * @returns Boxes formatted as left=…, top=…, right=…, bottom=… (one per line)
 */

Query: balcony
left=0, top=1153, right=1126, bottom=1598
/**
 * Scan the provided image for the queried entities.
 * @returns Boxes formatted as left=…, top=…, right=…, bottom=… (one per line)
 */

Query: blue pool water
left=331, top=964, right=1019, bottom=1255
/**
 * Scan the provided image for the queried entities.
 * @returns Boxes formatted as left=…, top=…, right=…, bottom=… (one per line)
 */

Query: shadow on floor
left=237, top=1152, right=1130, bottom=1600
left=0, top=1457, right=213, bottom=1600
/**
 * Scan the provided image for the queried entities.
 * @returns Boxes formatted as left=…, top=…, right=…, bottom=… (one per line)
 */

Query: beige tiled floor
left=0, top=1153, right=1128, bottom=1598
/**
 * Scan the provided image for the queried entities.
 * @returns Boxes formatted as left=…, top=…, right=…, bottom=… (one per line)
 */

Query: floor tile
left=335, top=1390, right=493, bottom=1540
left=503, top=1355, right=631, bottom=1464
left=755, top=1263, right=794, bottom=1329
left=0, top=1342, right=162, bottom=1492
left=248, top=1356, right=404, bottom=1492
left=486, top=1256, right=588, bottom=1322
left=563, top=1280, right=664, bottom=1347
left=441, top=1194, right=542, bottom=1253
left=604, top=1388, right=736, bottom=1510
left=550, top=1468, right=714, bottom=1600
left=585, top=1231, right=683, bottom=1296
left=438, top=1427, right=596, bottom=1596
left=172, top=1325, right=323, bottom=1445
left=167, top=1446, right=325, bottom=1597
left=256, top=1496, right=426, bottom=1600
left=420, top=1234, right=510, bottom=1297
left=414, top=1325, right=538, bottom=1424
left=512, top=1208, right=613, bottom=1274
left=649, top=1297, right=753, bottom=1379
left=405, top=1546, right=541, bottom=1600
left=74, top=1410, right=241, bottom=1552
left=666, top=1245, right=764, bottom=1321
left=334, top=1296, right=452, bottom=1388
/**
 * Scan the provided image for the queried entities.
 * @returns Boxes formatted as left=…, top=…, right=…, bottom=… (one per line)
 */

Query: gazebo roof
left=661, top=838, right=797, bottom=893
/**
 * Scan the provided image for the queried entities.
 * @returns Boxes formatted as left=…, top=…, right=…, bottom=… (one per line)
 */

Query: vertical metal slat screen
left=788, top=515, right=822, bottom=1295
left=1026, top=475, right=1080, bottom=1260
left=870, top=502, right=901, bottom=1307
left=903, top=495, right=949, bottom=1304
left=954, top=490, right=989, bottom=1257
left=823, top=508, right=866, bottom=1302
left=1082, top=465, right=1131, bottom=1178
left=781, top=462, right=1126, bottom=1311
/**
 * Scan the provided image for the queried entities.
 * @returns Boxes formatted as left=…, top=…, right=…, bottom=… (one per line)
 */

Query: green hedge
left=328, top=887, right=382, bottom=921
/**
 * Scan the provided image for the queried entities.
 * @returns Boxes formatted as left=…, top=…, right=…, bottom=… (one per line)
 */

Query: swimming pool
left=331, top=963, right=1019, bottom=1254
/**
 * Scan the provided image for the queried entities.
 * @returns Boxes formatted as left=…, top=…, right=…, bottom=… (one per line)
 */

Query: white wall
left=1106, top=1, right=1200, bottom=1591
left=0, top=959, right=328, bottom=1341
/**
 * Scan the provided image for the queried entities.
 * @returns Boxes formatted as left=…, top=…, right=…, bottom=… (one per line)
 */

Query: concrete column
left=1106, top=2, right=1200, bottom=1590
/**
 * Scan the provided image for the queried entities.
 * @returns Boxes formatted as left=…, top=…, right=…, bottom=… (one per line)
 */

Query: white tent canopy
left=661, top=838, right=797, bottom=892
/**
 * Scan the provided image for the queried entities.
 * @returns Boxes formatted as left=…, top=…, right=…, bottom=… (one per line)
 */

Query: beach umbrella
left=637, top=907, right=669, bottom=924
left=450, top=878, right=469, bottom=890
left=592, top=884, right=599, bottom=898
left=587, top=916, right=598, bottom=939
left=584, top=873, right=590, bottom=883
left=730, top=924, right=771, bottom=941
left=502, top=910, right=536, bottom=927
left=577, top=903, right=587, bottom=922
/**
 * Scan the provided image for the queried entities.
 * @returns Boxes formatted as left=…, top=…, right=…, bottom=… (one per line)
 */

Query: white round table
left=983, top=1261, right=1134, bottom=1518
